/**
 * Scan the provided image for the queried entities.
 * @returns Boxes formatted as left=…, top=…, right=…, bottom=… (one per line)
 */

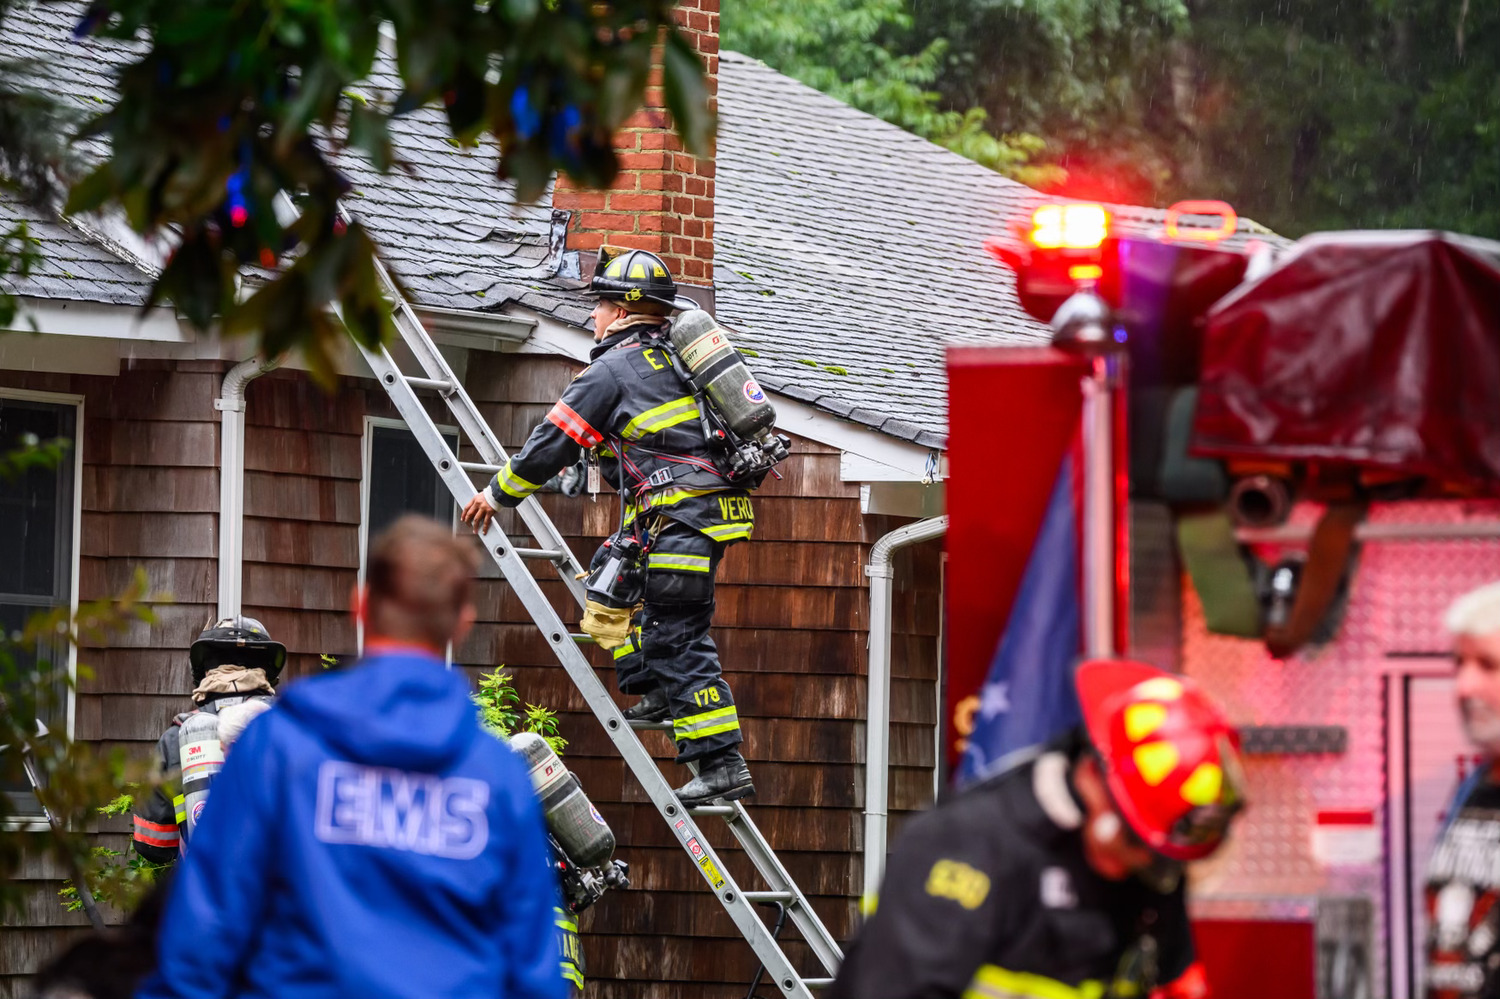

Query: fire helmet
left=189, top=616, right=286, bottom=687
left=1077, top=659, right=1246, bottom=862
left=587, top=246, right=697, bottom=312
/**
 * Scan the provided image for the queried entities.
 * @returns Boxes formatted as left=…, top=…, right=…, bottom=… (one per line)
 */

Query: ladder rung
left=514, top=548, right=567, bottom=561
left=629, top=720, right=674, bottom=731
left=741, top=891, right=794, bottom=903
left=568, top=633, right=596, bottom=645
left=404, top=375, right=456, bottom=393
left=459, top=461, right=503, bottom=475
left=688, top=805, right=735, bottom=816
left=803, top=979, right=835, bottom=988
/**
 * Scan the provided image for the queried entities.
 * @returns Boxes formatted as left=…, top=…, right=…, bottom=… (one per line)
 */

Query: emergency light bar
left=1029, top=203, right=1111, bottom=250
left=1164, top=200, right=1238, bottom=243
left=987, top=198, right=1248, bottom=327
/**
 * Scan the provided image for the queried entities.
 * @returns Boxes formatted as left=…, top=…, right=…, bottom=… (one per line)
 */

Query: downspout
left=215, top=356, right=281, bottom=620
left=862, top=514, right=948, bottom=912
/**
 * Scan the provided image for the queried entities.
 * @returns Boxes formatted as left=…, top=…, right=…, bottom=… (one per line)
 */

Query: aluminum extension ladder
left=343, top=246, right=843, bottom=998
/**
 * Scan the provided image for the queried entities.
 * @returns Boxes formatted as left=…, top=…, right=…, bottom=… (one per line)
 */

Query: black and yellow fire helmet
left=587, top=246, right=697, bottom=311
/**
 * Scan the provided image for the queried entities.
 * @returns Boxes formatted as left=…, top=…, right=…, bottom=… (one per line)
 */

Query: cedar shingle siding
left=2, top=354, right=942, bottom=998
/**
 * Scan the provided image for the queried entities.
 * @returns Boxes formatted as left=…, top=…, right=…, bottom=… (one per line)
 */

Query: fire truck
left=947, top=202, right=1500, bottom=999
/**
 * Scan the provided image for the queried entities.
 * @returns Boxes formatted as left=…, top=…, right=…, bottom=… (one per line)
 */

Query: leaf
left=660, top=29, right=715, bottom=158
left=443, top=64, right=488, bottom=143
left=348, top=104, right=393, bottom=174
left=63, top=162, right=117, bottom=216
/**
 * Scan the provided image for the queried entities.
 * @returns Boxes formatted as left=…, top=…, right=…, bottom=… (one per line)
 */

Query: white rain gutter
left=215, top=356, right=282, bottom=619
left=862, top=514, right=948, bottom=911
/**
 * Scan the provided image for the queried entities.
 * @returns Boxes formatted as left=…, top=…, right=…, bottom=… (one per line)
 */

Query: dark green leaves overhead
left=61, top=0, right=710, bottom=365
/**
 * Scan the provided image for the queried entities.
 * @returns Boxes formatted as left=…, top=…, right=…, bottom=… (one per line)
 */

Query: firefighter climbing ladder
left=344, top=244, right=843, bottom=998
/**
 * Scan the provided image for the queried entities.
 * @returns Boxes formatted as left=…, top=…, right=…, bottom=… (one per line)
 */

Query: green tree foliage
left=1187, top=0, right=1500, bottom=237
left=904, top=0, right=1191, bottom=202
left=36, top=0, right=712, bottom=381
left=741, top=0, right=1498, bottom=236
left=722, top=0, right=1057, bottom=184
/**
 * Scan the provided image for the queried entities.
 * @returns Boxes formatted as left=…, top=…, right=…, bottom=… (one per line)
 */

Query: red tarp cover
left=1191, top=231, right=1500, bottom=489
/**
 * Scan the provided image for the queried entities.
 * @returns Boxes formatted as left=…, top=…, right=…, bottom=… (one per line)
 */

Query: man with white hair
left=1424, top=580, right=1500, bottom=999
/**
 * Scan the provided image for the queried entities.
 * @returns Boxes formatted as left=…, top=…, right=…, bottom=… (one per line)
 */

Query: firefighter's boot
left=623, top=686, right=670, bottom=723
left=675, top=749, right=755, bottom=805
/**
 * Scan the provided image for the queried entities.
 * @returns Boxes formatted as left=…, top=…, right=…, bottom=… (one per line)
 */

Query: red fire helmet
left=1077, top=659, right=1247, bottom=862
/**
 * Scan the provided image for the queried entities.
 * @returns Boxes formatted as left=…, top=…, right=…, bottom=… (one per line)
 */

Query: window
left=1, top=392, right=81, bottom=813
left=359, top=419, right=460, bottom=654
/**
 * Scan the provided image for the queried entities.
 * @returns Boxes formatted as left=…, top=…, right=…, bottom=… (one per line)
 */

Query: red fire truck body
left=955, top=210, right=1500, bottom=999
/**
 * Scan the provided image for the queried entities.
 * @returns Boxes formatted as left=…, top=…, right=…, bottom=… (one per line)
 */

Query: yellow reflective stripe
left=673, top=705, right=740, bottom=738
left=612, top=637, right=637, bottom=660
left=495, top=461, right=542, bottom=499
left=624, top=488, right=719, bottom=524
left=684, top=720, right=742, bottom=738
left=647, top=552, right=712, bottom=572
left=621, top=396, right=700, bottom=440
left=554, top=917, right=578, bottom=932
left=702, top=522, right=753, bottom=541
left=964, top=966, right=1105, bottom=999
left=173, top=794, right=186, bottom=825
left=860, top=893, right=879, bottom=916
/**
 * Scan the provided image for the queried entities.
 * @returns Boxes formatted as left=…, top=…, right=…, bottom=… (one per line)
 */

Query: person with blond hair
left=138, top=515, right=564, bottom=999
left=1424, top=581, right=1500, bottom=999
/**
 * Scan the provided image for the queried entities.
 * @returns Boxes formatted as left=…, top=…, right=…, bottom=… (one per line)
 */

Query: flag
left=955, top=453, right=1083, bottom=785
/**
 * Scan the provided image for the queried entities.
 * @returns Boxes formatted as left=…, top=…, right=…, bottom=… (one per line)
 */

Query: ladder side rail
left=322, top=192, right=586, bottom=605
left=377, top=280, right=588, bottom=605
left=357, top=338, right=819, bottom=999
left=720, top=803, right=845, bottom=975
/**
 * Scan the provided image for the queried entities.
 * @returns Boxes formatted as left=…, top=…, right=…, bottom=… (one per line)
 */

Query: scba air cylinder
left=669, top=310, right=777, bottom=440
left=511, top=732, right=616, bottom=869
left=177, top=710, right=224, bottom=844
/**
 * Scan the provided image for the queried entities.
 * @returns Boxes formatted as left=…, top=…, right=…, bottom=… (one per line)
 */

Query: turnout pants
left=601, top=518, right=742, bottom=762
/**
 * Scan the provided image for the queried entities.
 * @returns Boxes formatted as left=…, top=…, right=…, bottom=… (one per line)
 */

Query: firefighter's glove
left=581, top=600, right=640, bottom=650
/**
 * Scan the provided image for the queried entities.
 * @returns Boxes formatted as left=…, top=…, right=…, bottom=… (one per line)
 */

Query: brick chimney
left=552, top=0, right=718, bottom=309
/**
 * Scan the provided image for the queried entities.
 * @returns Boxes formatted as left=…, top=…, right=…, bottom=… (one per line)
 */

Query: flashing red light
left=1030, top=203, right=1110, bottom=250
left=1165, top=200, right=1237, bottom=243
left=229, top=205, right=249, bottom=228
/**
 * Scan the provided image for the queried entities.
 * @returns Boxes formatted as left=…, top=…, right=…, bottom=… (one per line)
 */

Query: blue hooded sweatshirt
left=138, top=649, right=566, bottom=999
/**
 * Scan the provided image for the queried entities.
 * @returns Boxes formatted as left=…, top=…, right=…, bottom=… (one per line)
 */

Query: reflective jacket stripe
left=133, top=814, right=180, bottom=849
left=612, top=634, right=638, bottom=660
left=173, top=793, right=186, bottom=826
left=621, top=396, right=700, bottom=440
left=495, top=460, right=543, bottom=499
left=964, top=965, right=1105, bottom=999
left=647, top=552, right=712, bottom=573
left=547, top=400, right=603, bottom=447
left=623, top=488, right=720, bottom=524
left=674, top=705, right=740, bottom=739
left=701, top=522, right=754, bottom=541
left=554, top=907, right=584, bottom=989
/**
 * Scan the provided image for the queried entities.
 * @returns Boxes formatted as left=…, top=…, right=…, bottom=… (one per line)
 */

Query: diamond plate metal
left=1373, top=501, right=1500, bottom=654
left=1183, top=499, right=1500, bottom=999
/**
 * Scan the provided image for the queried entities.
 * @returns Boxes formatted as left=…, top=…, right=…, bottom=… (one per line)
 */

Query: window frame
left=0, top=387, right=84, bottom=824
left=357, top=415, right=461, bottom=659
